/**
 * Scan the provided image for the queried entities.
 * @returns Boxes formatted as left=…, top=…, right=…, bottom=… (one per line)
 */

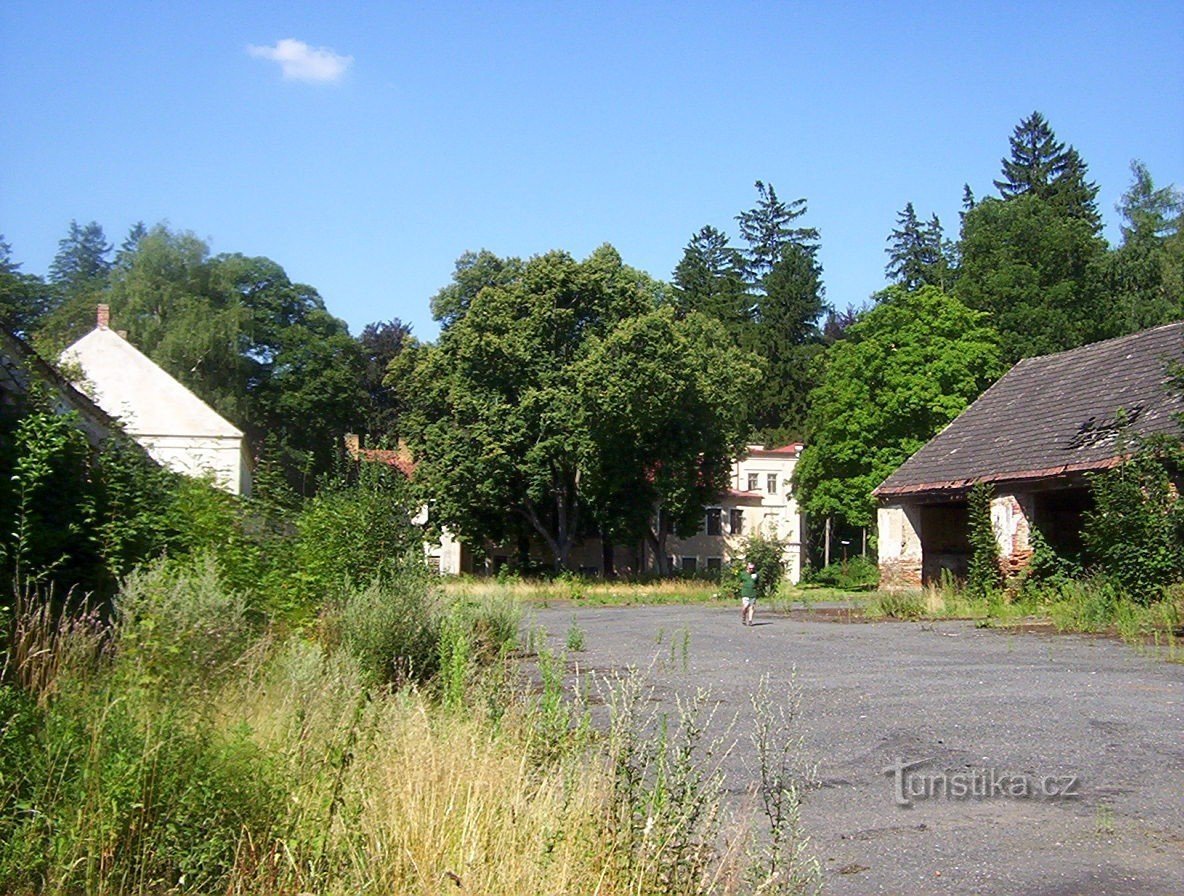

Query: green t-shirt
left=740, top=570, right=758, bottom=600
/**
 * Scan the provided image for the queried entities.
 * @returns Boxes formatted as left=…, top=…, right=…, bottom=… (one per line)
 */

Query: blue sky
left=2, top=2, right=1182, bottom=340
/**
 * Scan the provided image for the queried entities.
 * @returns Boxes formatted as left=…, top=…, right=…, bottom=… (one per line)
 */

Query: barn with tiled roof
left=875, top=322, right=1184, bottom=588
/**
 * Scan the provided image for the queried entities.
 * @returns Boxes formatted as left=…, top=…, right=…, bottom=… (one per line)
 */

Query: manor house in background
left=348, top=434, right=805, bottom=581
left=61, top=306, right=252, bottom=496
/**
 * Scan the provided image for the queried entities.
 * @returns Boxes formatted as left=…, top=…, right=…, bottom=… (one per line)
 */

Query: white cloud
left=248, top=38, right=352, bottom=84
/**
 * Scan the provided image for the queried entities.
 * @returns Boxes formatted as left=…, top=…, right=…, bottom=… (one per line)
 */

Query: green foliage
left=794, top=285, right=1003, bottom=529
left=294, top=458, right=417, bottom=603
left=957, top=194, right=1109, bottom=360
left=330, top=559, right=441, bottom=685
left=0, top=236, right=52, bottom=335
left=673, top=181, right=827, bottom=441
left=1, top=405, right=100, bottom=593
left=885, top=202, right=955, bottom=291
left=115, top=556, right=252, bottom=690
left=672, top=225, right=749, bottom=327
left=993, top=112, right=1100, bottom=228
left=1082, top=440, right=1184, bottom=602
left=720, top=532, right=788, bottom=601
left=577, top=306, right=761, bottom=569
left=966, top=482, right=1001, bottom=599
left=407, top=245, right=755, bottom=572
left=807, top=555, right=879, bottom=590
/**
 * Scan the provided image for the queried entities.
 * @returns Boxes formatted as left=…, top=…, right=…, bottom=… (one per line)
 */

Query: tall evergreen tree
left=115, top=221, right=148, bottom=267
left=1104, top=161, right=1184, bottom=333
left=993, top=112, right=1099, bottom=228
left=672, top=225, right=750, bottom=327
left=48, top=220, right=112, bottom=292
left=885, top=204, right=955, bottom=292
left=994, top=112, right=1066, bottom=200
left=1117, top=160, right=1184, bottom=246
left=735, top=182, right=827, bottom=441
left=735, top=180, right=819, bottom=282
left=0, top=237, right=52, bottom=334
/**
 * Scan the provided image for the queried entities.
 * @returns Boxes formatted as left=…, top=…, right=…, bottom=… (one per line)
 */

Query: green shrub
left=295, top=460, right=418, bottom=604
left=1083, top=440, right=1184, bottom=602
left=330, top=558, right=441, bottom=686
left=808, top=555, right=880, bottom=590
left=115, top=555, right=252, bottom=690
left=720, top=533, right=787, bottom=600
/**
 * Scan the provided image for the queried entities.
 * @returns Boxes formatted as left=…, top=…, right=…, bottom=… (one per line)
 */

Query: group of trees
left=400, top=246, right=759, bottom=573
left=795, top=112, right=1183, bottom=551
left=2, top=110, right=1181, bottom=574
left=1, top=223, right=412, bottom=490
left=672, top=181, right=827, bottom=443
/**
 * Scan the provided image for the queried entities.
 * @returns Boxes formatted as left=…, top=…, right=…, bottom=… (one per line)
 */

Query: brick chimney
left=96, top=304, right=110, bottom=329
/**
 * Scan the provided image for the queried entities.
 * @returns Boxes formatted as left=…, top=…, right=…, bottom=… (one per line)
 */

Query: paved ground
left=527, top=603, right=1184, bottom=895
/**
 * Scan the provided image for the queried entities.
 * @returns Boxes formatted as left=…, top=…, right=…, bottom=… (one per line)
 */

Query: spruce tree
left=735, top=180, right=818, bottom=282
left=48, top=220, right=112, bottom=291
left=994, top=112, right=1099, bottom=228
left=994, top=111, right=1066, bottom=199
left=672, top=225, right=750, bottom=327
left=886, top=204, right=953, bottom=291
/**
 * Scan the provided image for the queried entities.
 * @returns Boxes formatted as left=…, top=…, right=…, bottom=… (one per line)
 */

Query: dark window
left=767, top=473, right=777, bottom=494
left=707, top=557, right=722, bottom=572
left=706, top=508, right=722, bottom=535
left=747, top=473, right=759, bottom=491
left=729, top=509, right=744, bottom=534
left=681, top=556, right=698, bottom=573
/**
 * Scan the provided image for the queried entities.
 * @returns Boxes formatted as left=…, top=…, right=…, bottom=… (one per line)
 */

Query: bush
left=330, top=561, right=440, bottom=687
left=720, top=532, right=787, bottom=600
left=295, top=460, right=418, bottom=604
left=1083, top=440, right=1184, bottom=602
left=115, top=555, right=252, bottom=691
left=808, top=555, right=879, bottom=590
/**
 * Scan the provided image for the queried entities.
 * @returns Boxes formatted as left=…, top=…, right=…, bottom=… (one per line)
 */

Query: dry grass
left=441, top=576, right=724, bottom=606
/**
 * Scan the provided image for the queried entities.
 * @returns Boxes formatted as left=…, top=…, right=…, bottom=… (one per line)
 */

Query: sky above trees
left=1, top=2, right=1181, bottom=338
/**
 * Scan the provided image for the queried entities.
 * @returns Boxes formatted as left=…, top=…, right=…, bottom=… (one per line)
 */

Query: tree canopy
left=401, top=246, right=759, bottom=570
left=793, top=286, right=1004, bottom=529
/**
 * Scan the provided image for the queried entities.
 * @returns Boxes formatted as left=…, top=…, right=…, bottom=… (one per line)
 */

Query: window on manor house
left=707, top=557, right=722, bottom=572
left=706, top=508, right=722, bottom=535
left=729, top=508, right=744, bottom=534
left=681, top=556, right=698, bottom=573
left=747, top=473, right=759, bottom=491
left=767, top=473, right=777, bottom=494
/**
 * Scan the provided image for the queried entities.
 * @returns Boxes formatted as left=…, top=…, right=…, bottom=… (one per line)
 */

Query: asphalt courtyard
left=527, top=603, right=1184, bottom=896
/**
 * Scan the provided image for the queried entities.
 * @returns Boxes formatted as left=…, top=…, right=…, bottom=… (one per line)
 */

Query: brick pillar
left=990, top=492, right=1035, bottom=579
left=877, top=503, right=923, bottom=589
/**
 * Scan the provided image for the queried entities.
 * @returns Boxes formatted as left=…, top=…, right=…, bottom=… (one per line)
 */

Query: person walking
left=740, top=560, right=758, bottom=626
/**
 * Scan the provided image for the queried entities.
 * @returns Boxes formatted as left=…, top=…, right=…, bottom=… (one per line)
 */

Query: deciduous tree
left=794, top=286, right=1003, bottom=530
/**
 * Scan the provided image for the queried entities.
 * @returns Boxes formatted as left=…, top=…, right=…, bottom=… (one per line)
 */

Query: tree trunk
left=824, top=516, right=832, bottom=567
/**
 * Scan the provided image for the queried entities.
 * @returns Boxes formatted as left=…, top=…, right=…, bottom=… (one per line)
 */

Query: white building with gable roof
left=61, top=305, right=252, bottom=495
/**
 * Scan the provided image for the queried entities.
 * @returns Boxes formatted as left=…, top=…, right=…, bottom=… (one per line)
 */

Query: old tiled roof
left=874, top=321, right=1184, bottom=498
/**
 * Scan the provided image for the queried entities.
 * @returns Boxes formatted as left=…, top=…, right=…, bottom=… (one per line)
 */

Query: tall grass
left=1, top=558, right=820, bottom=895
